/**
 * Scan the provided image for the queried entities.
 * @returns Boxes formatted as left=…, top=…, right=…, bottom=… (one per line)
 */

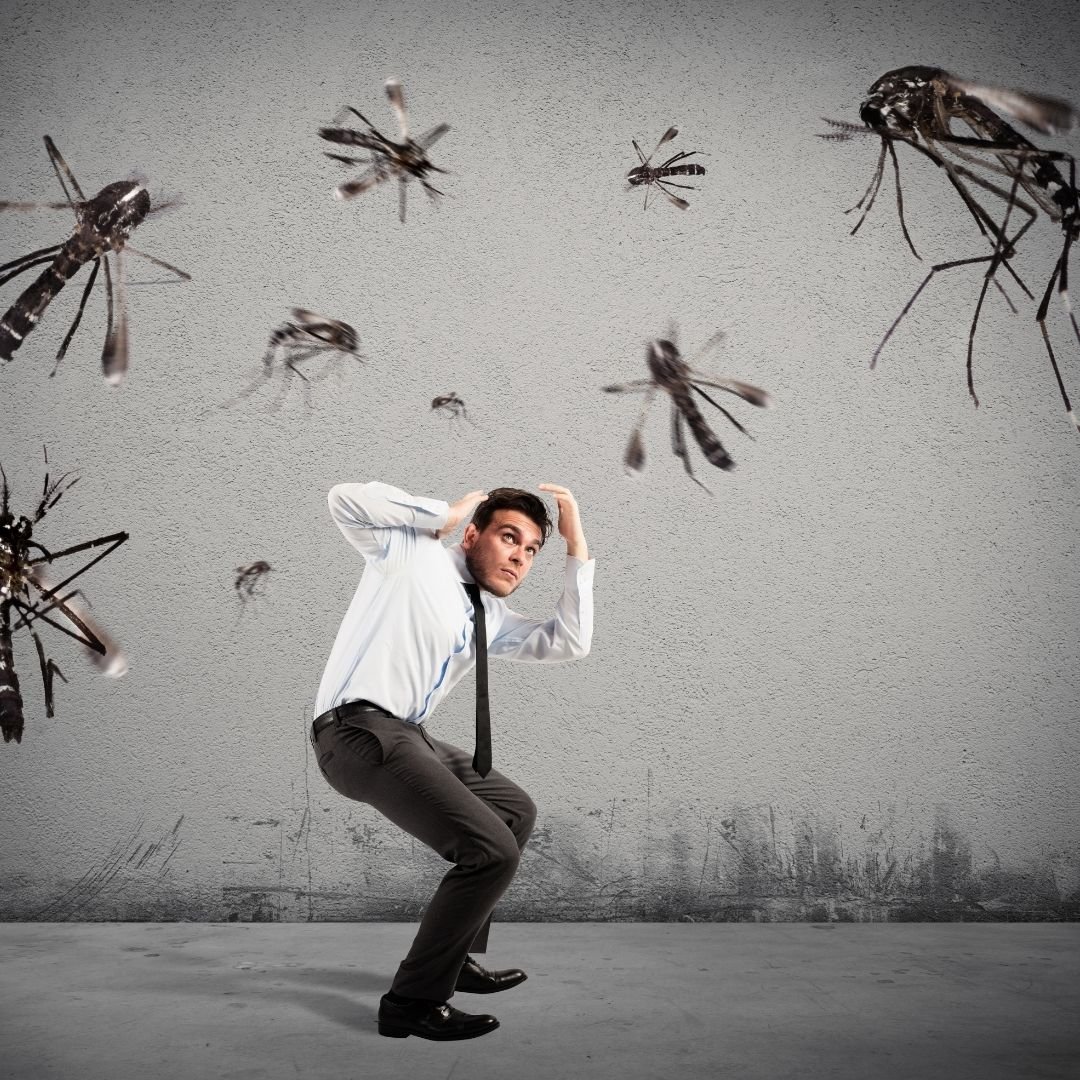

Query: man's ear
left=461, top=523, right=478, bottom=550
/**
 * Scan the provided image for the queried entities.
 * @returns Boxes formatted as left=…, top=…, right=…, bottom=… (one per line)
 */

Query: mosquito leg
left=0, top=244, right=63, bottom=287
left=123, top=245, right=191, bottom=283
left=656, top=182, right=690, bottom=210
left=845, top=141, right=887, bottom=228
left=50, top=258, right=100, bottom=376
left=691, top=384, right=752, bottom=437
left=871, top=252, right=1009, bottom=370
left=671, top=404, right=712, bottom=495
left=31, top=630, right=67, bottom=718
left=1035, top=248, right=1079, bottom=430
left=43, top=136, right=85, bottom=204
left=885, top=139, right=920, bottom=259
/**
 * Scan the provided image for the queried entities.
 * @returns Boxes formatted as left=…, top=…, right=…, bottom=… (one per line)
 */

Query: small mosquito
left=821, top=66, right=1080, bottom=427
left=430, top=392, right=475, bottom=423
left=626, top=127, right=706, bottom=210
left=319, top=77, right=450, bottom=223
left=602, top=331, right=772, bottom=492
left=223, top=309, right=364, bottom=409
left=0, top=450, right=127, bottom=743
left=0, top=136, right=189, bottom=383
left=234, top=561, right=272, bottom=603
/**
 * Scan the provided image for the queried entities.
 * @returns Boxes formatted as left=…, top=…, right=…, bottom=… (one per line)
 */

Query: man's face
left=462, top=510, right=543, bottom=597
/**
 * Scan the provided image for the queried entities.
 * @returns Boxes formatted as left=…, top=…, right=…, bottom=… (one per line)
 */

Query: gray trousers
left=312, top=707, right=537, bottom=1001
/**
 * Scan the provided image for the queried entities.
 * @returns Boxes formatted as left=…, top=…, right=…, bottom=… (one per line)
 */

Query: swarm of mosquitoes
left=4, top=65, right=1080, bottom=739
left=821, top=65, right=1080, bottom=428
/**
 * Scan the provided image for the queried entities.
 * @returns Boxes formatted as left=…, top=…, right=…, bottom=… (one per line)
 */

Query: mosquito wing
left=335, top=166, right=390, bottom=200
left=385, top=77, right=409, bottom=139
left=101, top=251, right=129, bottom=385
left=947, top=77, right=1078, bottom=135
left=417, top=123, right=450, bottom=151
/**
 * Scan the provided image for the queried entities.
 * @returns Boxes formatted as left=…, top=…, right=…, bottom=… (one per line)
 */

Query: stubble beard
left=464, top=550, right=519, bottom=597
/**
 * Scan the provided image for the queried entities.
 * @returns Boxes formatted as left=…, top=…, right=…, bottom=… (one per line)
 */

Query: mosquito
left=0, top=450, right=127, bottom=743
left=0, top=136, right=189, bottom=383
left=602, top=331, right=772, bottom=493
left=319, top=77, right=450, bottom=223
left=234, top=561, right=272, bottom=603
left=430, top=392, right=476, bottom=424
left=223, top=309, right=364, bottom=409
left=626, top=127, right=706, bottom=210
left=821, top=66, right=1080, bottom=426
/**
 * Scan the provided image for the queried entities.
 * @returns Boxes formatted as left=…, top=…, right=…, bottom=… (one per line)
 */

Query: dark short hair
left=470, top=488, right=553, bottom=546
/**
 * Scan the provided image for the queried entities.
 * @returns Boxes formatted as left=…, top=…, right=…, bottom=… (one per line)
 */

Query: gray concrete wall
left=0, top=0, right=1077, bottom=922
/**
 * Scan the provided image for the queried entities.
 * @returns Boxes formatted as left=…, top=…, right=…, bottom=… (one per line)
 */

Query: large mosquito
left=0, top=136, right=189, bottom=383
left=602, top=332, right=772, bottom=493
left=223, top=308, right=364, bottom=409
left=0, top=451, right=127, bottom=743
left=626, top=127, right=706, bottom=210
left=821, top=66, right=1079, bottom=427
left=319, top=78, right=450, bottom=223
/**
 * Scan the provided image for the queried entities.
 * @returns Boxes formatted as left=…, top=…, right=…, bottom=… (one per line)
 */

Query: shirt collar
left=448, top=544, right=475, bottom=585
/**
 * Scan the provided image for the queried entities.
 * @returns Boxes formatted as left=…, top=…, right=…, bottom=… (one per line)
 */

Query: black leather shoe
left=454, top=954, right=528, bottom=994
left=377, top=993, right=499, bottom=1040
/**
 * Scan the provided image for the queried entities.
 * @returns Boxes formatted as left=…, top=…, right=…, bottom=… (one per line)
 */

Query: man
left=312, top=480, right=593, bottom=1041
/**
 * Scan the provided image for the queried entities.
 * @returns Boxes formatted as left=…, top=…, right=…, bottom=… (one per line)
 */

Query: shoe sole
left=378, top=1019, right=501, bottom=1040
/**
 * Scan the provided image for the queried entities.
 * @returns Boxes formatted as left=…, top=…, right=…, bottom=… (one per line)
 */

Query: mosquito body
left=431, top=392, right=471, bottom=421
left=319, top=78, right=450, bottom=222
left=0, top=452, right=127, bottom=743
left=626, top=127, right=706, bottom=210
left=225, top=309, right=364, bottom=409
left=603, top=333, right=771, bottom=492
left=0, top=136, right=188, bottom=382
left=234, top=561, right=272, bottom=603
left=822, top=66, right=1080, bottom=426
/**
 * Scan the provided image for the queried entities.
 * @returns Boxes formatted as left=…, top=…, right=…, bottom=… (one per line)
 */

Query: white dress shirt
left=315, top=481, right=595, bottom=724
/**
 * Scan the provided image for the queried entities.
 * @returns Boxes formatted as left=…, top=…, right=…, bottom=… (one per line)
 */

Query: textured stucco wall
left=0, top=0, right=1078, bottom=922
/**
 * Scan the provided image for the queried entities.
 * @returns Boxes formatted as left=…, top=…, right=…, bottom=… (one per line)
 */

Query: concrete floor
left=0, top=923, right=1077, bottom=1080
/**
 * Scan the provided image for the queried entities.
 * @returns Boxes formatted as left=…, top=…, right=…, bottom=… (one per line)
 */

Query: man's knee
left=462, top=828, right=521, bottom=879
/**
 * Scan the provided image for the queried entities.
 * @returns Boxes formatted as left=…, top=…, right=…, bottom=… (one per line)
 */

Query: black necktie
left=463, top=582, right=491, bottom=778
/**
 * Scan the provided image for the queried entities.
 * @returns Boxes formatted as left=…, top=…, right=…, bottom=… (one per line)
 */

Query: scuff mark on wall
left=32, top=815, right=186, bottom=921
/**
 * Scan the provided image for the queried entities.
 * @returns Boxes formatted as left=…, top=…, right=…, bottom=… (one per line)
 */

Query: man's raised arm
left=328, top=482, right=451, bottom=562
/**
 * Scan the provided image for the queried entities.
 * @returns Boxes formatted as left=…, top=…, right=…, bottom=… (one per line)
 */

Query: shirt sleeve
left=488, top=556, right=595, bottom=662
left=327, top=482, right=450, bottom=569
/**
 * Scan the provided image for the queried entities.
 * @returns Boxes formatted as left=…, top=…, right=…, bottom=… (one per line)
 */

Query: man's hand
left=538, top=484, right=589, bottom=561
left=435, top=490, right=488, bottom=539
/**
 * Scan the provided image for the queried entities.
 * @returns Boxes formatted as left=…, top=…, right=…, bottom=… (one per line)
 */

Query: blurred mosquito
left=223, top=309, right=364, bottom=410
left=430, top=392, right=476, bottom=425
left=0, top=136, right=189, bottom=383
left=821, top=66, right=1079, bottom=427
left=319, top=77, right=450, bottom=223
left=602, top=331, right=772, bottom=493
left=0, top=450, right=127, bottom=743
left=234, top=561, right=272, bottom=603
left=626, top=127, right=706, bottom=210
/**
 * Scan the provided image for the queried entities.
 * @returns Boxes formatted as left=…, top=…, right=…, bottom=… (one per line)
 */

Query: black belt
left=311, top=699, right=393, bottom=741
